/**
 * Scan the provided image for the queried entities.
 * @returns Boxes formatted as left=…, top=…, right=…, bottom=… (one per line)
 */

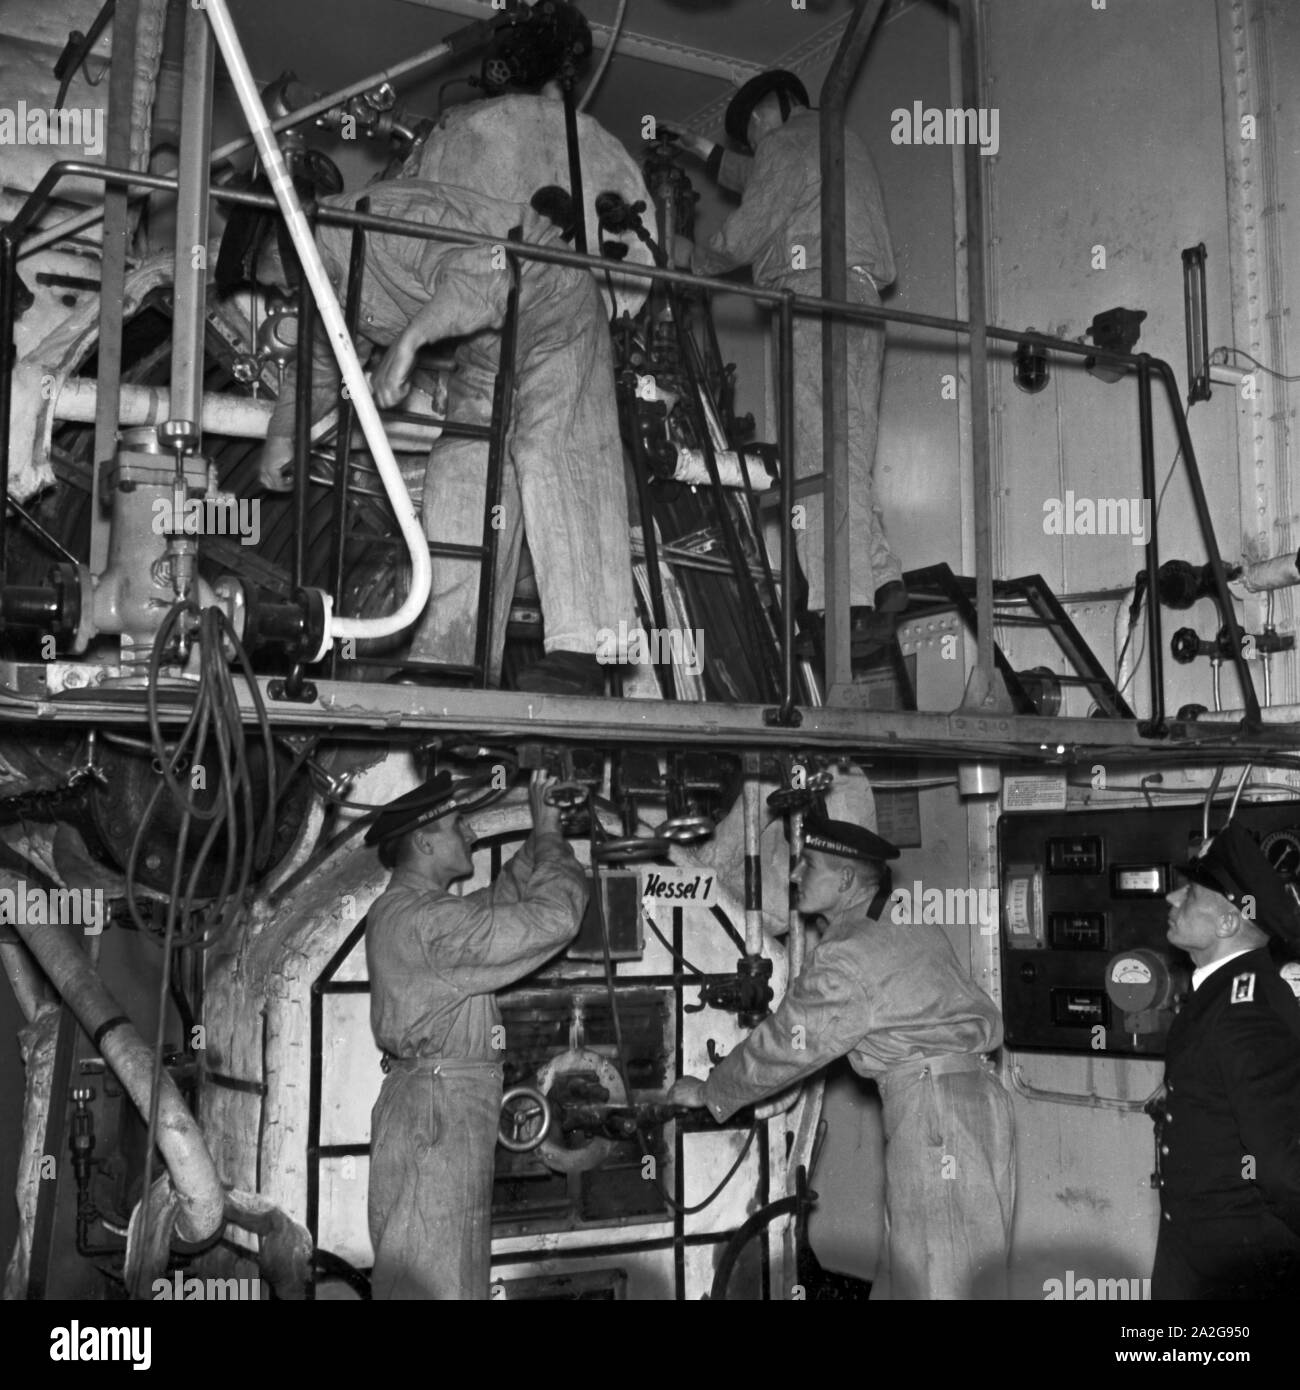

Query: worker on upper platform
left=666, top=70, right=906, bottom=634
left=255, top=178, right=638, bottom=695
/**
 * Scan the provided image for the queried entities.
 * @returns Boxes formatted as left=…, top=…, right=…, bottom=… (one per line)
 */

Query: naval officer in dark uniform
left=1153, top=820, right=1300, bottom=1299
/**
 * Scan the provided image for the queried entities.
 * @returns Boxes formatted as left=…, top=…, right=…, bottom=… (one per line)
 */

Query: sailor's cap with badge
left=364, top=771, right=467, bottom=848
left=1180, top=819, right=1300, bottom=1002
left=801, top=810, right=899, bottom=921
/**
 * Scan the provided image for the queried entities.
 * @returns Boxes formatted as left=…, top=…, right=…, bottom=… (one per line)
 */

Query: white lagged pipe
left=202, top=0, right=431, bottom=644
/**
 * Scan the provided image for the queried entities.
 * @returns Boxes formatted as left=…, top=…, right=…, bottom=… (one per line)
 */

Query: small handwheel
left=655, top=815, right=715, bottom=844
left=498, top=1086, right=552, bottom=1152
left=544, top=779, right=588, bottom=809
left=593, top=835, right=673, bottom=864
left=767, top=787, right=815, bottom=813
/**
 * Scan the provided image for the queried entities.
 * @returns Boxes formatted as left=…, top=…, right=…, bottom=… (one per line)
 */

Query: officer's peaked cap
left=1181, top=819, right=1300, bottom=950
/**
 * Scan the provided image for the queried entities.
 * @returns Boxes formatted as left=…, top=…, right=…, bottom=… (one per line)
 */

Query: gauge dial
left=1261, top=828, right=1300, bottom=879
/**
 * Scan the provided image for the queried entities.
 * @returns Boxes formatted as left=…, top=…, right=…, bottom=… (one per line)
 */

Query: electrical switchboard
left=999, top=801, right=1300, bottom=1055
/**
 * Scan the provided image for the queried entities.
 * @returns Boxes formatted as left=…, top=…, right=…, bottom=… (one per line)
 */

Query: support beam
left=957, top=0, right=1011, bottom=713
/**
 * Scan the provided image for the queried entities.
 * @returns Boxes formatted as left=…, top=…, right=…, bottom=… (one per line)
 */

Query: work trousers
left=367, top=1062, right=502, bottom=1300
left=407, top=263, right=636, bottom=683
left=782, top=268, right=901, bottom=612
left=875, top=1058, right=1016, bottom=1299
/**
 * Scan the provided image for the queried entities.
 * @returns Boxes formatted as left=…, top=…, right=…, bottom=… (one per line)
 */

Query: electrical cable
left=1215, top=346, right=1300, bottom=383
left=577, top=0, right=629, bottom=113
left=643, top=906, right=704, bottom=975
left=1203, top=766, right=1225, bottom=843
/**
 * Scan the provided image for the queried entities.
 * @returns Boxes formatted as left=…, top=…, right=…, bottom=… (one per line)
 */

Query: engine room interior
left=3, top=0, right=1300, bottom=1339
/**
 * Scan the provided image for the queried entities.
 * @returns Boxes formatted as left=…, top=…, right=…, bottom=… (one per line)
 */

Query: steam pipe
left=776, top=292, right=796, bottom=723
left=167, top=5, right=213, bottom=435
left=1151, top=358, right=1260, bottom=730
left=1136, top=359, right=1164, bottom=730
left=957, top=0, right=999, bottom=710
left=10, top=913, right=224, bottom=1244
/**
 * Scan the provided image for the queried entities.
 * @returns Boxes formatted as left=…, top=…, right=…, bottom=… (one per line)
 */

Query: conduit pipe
left=742, top=775, right=764, bottom=956
left=11, top=914, right=224, bottom=1243
left=202, top=0, right=431, bottom=645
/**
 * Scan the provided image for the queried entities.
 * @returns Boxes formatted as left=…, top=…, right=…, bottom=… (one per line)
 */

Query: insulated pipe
left=53, top=378, right=441, bottom=450
left=819, top=0, right=886, bottom=694
left=742, top=775, right=764, bottom=955
left=201, top=0, right=431, bottom=645
left=1242, top=549, right=1300, bottom=592
left=0, top=940, right=47, bottom=1024
left=10, top=915, right=224, bottom=1244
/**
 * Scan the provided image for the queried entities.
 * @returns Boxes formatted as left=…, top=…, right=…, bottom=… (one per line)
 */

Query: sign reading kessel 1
left=641, top=867, right=718, bottom=906
left=151, top=493, right=261, bottom=546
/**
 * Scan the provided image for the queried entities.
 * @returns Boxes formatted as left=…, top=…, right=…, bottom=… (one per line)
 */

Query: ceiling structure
left=221, top=0, right=923, bottom=151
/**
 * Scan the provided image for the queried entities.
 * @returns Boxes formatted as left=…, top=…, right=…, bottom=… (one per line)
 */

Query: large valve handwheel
left=655, top=815, right=714, bottom=844
left=593, top=835, right=673, bottom=864
left=498, top=1086, right=552, bottom=1153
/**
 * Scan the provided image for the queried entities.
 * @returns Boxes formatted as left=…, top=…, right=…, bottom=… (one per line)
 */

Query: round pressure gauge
left=1261, top=828, right=1300, bottom=879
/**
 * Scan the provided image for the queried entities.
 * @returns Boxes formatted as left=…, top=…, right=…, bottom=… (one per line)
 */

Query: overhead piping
left=201, top=0, right=432, bottom=645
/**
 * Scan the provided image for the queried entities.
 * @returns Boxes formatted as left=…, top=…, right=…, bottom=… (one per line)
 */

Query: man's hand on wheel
left=257, top=436, right=295, bottom=492
left=528, top=770, right=564, bottom=837
left=373, top=332, right=417, bottom=409
left=668, top=1076, right=708, bottom=1109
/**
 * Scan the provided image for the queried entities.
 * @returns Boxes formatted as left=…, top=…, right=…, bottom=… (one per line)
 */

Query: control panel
left=998, top=800, right=1300, bottom=1055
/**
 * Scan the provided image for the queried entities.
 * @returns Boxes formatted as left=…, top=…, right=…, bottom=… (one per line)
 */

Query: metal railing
left=0, top=157, right=1260, bottom=733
